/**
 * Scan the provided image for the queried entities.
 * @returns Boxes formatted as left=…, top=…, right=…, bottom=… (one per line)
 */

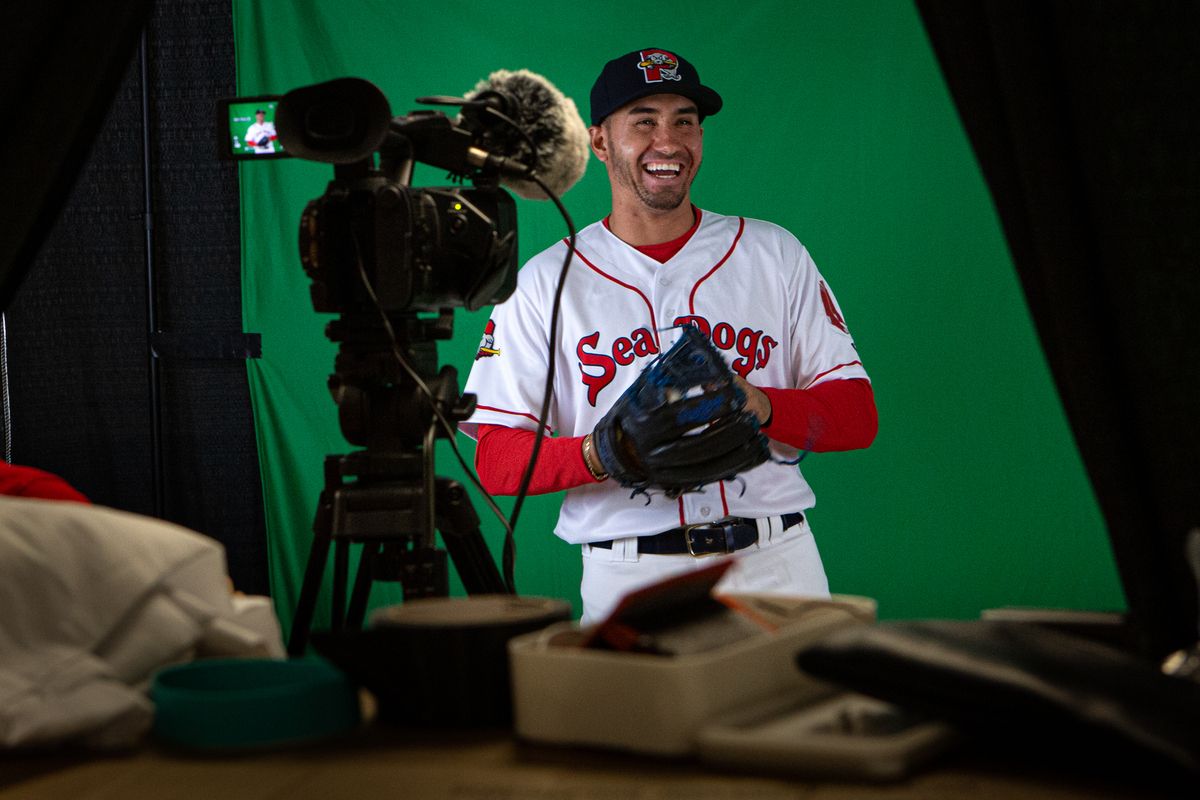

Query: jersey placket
left=649, top=262, right=728, bottom=524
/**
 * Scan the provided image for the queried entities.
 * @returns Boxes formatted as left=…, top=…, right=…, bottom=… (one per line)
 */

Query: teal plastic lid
left=151, top=657, right=361, bottom=750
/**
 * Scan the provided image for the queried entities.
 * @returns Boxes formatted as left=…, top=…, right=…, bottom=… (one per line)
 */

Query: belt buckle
left=682, top=523, right=727, bottom=557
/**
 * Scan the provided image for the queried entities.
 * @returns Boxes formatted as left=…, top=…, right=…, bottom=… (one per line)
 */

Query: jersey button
left=700, top=506, right=711, bottom=516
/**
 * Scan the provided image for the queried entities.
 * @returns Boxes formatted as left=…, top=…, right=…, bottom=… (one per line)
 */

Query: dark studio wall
left=3, top=0, right=267, bottom=594
left=917, top=0, right=1200, bottom=657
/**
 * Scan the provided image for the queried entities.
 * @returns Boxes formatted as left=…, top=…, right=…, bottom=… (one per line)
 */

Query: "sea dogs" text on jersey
left=576, top=316, right=778, bottom=406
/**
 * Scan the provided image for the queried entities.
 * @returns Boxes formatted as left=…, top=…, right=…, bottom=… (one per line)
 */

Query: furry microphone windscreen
left=465, top=69, right=589, bottom=200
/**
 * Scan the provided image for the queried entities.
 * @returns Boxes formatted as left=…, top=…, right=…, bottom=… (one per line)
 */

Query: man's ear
left=588, top=124, right=608, bottom=164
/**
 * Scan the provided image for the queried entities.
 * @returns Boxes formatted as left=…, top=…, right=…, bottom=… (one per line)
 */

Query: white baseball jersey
left=461, top=209, right=869, bottom=545
left=245, top=121, right=277, bottom=153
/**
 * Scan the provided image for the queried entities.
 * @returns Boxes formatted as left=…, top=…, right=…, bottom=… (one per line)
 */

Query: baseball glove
left=591, top=326, right=771, bottom=499
left=257, top=136, right=271, bottom=147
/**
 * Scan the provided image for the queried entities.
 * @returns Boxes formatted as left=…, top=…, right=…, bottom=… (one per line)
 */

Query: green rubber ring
left=151, top=657, right=360, bottom=750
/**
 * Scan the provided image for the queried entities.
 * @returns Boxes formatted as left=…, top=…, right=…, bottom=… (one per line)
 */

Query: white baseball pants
left=579, top=515, right=830, bottom=625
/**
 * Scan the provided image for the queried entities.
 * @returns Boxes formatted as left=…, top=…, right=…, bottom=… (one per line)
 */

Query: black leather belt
left=590, top=512, right=805, bottom=556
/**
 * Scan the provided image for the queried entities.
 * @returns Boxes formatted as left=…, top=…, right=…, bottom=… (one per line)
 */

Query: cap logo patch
left=637, top=50, right=682, bottom=84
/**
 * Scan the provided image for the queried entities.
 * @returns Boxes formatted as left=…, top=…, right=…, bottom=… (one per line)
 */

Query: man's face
left=256, top=111, right=266, bottom=123
left=590, top=93, right=703, bottom=214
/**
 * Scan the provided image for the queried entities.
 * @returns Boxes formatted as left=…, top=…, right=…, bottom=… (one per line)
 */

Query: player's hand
left=733, top=375, right=772, bottom=426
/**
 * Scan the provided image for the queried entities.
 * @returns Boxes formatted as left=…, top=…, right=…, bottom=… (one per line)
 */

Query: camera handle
left=287, top=420, right=507, bottom=657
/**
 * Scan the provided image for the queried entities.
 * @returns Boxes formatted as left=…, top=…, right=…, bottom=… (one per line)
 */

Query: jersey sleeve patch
left=475, top=318, right=501, bottom=360
left=819, top=280, right=849, bottom=334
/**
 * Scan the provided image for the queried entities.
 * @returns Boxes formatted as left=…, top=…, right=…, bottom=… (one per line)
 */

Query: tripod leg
left=347, top=542, right=376, bottom=629
left=331, top=538, right=350, bottom=633
left=288, top=528, right=332, bottom=657
left=436, top=477, right=507, bottom=594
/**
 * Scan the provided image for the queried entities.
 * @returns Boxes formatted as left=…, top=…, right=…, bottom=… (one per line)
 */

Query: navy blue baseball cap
left=589, top=48, right=723, bottom=126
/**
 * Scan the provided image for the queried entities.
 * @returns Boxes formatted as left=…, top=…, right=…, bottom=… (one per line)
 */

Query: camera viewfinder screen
left=226, top=99, right=288, bottom=159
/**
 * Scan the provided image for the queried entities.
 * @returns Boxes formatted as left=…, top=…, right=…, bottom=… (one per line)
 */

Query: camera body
left=300, top=176, right=517, bottom=316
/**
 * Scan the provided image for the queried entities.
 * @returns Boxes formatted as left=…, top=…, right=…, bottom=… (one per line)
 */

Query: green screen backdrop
left=233, top=0, right=1125, bottom=635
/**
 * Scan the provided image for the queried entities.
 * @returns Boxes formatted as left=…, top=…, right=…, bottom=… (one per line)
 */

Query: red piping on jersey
left=688, top=217, right=745, bottom=314
left=570, top=243, right=661, bottom=349
left=472, top=404, right=553, bottom=433
left=803, top=361, right=864, bottom=389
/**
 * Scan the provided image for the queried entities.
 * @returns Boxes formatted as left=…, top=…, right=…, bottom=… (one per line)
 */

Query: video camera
left=220, top=76, right=553, bottom=654
left=221, top=77, right=522, bottom=315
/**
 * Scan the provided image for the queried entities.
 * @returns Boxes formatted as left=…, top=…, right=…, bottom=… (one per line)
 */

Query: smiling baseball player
left=461, top=48, right=878, bottom=623
left=244, top=109, right=277, bottom=154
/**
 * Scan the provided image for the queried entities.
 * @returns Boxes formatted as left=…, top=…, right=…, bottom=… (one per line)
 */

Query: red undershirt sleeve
left=760, top=378, right=878, bottom=453
left=474, top=424, right=598, bottom=496
left=473, top=378, right=877, bottom=494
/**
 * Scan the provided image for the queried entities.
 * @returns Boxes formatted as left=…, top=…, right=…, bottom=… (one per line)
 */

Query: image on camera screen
left=224, top=98, right=288, bottom=160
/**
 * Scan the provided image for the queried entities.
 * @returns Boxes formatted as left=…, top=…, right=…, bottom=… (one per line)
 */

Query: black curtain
left=2, top=0, right=267, bottom=595
left=916, top=1, right=1200, bottom=659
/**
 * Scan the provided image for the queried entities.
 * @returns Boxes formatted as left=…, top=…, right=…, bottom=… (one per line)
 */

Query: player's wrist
left=581, top=434, right=609, bottom=482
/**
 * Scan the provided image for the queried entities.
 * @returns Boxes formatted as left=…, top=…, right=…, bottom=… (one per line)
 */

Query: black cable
left=351, top=97, right=577, bottom=594
left=352, top=169, right=576, bottom=597
left=0, top=312, right=10, bottom=463
left=463, top=111, right=577, bottom=591
left=504, top=173, right=575, bottom=543
left=479, top=106, right=540, bottom=172
left=350, top=238, right=516, bottom=591
left=139, top=30, right=165, bottom=518
left=442, top=104, right=578, bottom=592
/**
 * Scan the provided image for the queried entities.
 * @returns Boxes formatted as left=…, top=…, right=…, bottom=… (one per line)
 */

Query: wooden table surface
left=1, top=718, right=1185, bottom=800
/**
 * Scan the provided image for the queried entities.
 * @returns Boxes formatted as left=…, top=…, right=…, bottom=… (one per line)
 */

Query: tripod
left=287, top=313, right=507, bottom=657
